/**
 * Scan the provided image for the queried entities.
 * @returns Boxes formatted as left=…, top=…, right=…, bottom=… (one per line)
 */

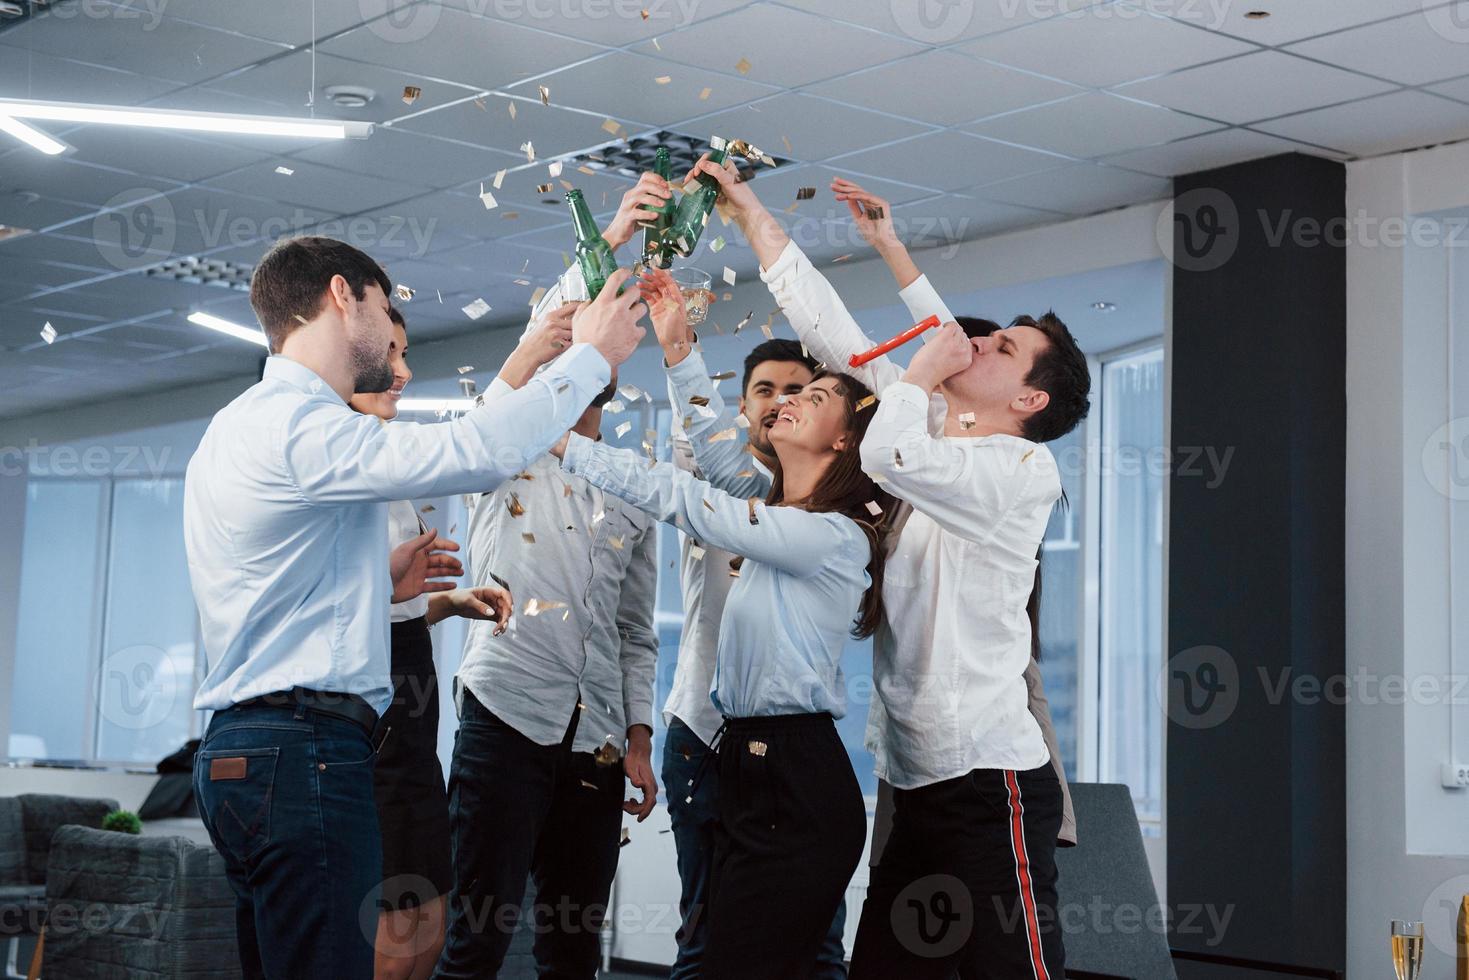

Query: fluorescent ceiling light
left=188, top=311, right=269, bottom=347
left=0, top=115, right=68, bottom=155
left=0, top=99, right=372, bottom=140
left=396, top=398, right=477, bottom=413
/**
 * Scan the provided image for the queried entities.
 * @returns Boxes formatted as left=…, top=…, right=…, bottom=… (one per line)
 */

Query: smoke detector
left=324, top=85, right=376, bottom=109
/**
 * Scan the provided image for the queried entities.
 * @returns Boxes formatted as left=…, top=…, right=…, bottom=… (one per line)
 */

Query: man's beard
left=350, top=333, right=393, bottom=393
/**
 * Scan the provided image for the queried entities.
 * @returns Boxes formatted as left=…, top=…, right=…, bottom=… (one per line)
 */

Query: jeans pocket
left=197, top=746, right=280, bottom=864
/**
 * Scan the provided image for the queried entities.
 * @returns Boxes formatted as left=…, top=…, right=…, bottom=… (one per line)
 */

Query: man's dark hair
left=1011, top=311, right=1090, bottom=444
left=956, top=316, right=1001, bottom=339
left=591, top=380, right=616, bottom=408
left=742, top=338, right=818, bottom=395
left=249, top=236, right=391, bottom=353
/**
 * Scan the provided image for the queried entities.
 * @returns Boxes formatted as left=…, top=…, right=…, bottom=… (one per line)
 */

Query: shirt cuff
left=542, top=343, right=611, bottom=397
left=664, top=347, right=708, bottom=388
left=562, top=431, right=598, bottom=477
left=623, top=696, right=655, bottom=734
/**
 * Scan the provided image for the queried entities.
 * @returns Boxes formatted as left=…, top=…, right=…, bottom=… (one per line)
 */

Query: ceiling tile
left=690, top=93, right=933, bottom=163
left=394, top=98, right=624, bottom=160
left=0, top=153, right=180, bottom=209
left=630, top=3, right=922, bottom=88
left=353, top=188, right=562, bottom=248
left=1254, top=89, right=1469, bottom=156
left=318, top=11, right=607, bottom=91
left=1101, top=127, right=1335, bottom=176
left=153, top=0, right=377, bottom=45
left=0, top=46, right=180, bottom=105
left=806, top=51, right=1080, bottom=126
left=891, top=194, right=1064, bottom=242
left=1430, top=75, right=1469, bottom=103
left=0, top=3, right=289, bottom=85
left=742, top=163, right=939, bottom=210
left=968, top=163, right=1171, bottom=215
left=289, top=129, right=523, bottom=190
left=832, top=131, right=1069, bottom=192
left=62, top=128, right=274, bottom=184
left=440, top=0, right=751, bottom=46
left=0, top=187, right=97, bottom=232
left=1285, top=4, right=1469, bottom=86
left=506, top=50, right=780, bottom=127
left=782, top=0, right=1104, bottom=43
left=958, top=6, right=1257, bottom=88
left=1115, top=50, right=1397, bottom=124
left=964, top=93, right=1219, bottom=158
left=201, top=159, right=429, bottom=216
left=1137, top=0, right=1436, bottom=45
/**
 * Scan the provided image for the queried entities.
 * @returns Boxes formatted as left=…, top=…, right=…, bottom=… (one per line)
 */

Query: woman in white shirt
left=349, top=308, right=513, bottom=980
left=548, top=270, right=895, bottom=980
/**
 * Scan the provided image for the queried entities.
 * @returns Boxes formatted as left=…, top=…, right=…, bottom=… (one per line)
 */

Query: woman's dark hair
left=250, top=235, right=391, bottom=353
left=388, top=307, right=406, bottom=330
left=764, top=371, right=897, bottom=639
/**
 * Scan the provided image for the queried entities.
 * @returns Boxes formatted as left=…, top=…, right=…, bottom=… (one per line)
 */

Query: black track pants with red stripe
left=849, top=764, right=1066, bottom=980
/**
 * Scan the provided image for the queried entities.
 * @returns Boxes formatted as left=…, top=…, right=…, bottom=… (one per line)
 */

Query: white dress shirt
left=455, top=378, right=658, bottom=753
left=662, top=351, right=774, bottom=747
left=186, top=348, right=610, bottom=715
left=762, top=241, right=1057, bottom=787
left=388, top=498, right=430, bottom=623
left=563, top=434, right=870, bottom=720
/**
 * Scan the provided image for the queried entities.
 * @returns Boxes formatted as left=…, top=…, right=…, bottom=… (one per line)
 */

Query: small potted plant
left=101, top=809, right=142, bottom=835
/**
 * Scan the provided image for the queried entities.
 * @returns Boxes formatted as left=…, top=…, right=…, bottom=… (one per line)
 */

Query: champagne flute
left=1391, top=919, right=1423, bottom=980
left=670, top=267, right=713, bottom=327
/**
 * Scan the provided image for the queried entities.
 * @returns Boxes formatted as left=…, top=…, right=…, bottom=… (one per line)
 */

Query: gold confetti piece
left=710, top=428, right=738, bottom=442
left=722, top=291, right=732, bottom=302
left=503, top=211, right=520, bottom=219
left=559, top=179, right=574, bottom=192
left=507, top=492, right=525, bottom=517
left=521, top=140, right=535, bottom=162
left=457, top=365, right=474, bottom=374
left=548, top=160, right=563, bottom=178
left=609, top=535, right=624, bottom=550
left=394, top=283, right=414, bottom=301
left=865, top=205, right=885, bottom=221
left=473, top=97, right=486, bottom=111
left=784, top=201, right=800, bottom=214
left=722, top=266, right=736, bottom=286
left=493, top=169, right=506, bottom=189
left=516, top=471, right=535, bottom=480
left=734, top=311, right=753, bottom=334
left=538, top=84, right=550, bottom=106
left=620, top=827, right=632, bottom=846
left=699, top=86, right=712, bottom=100
left=604, top=399, right=626, bottom=415
left=729, top=567, right=740, bottom=578
left=592, top=509, right=605, bottom=526
left=508, top=101, right=517, bottom=120
left=782, top=135, right=793, bottom=153
left=1021, top=448, right=1036, bottom=463
left=640, top=8, right=649, bottom=18
left=616, top=421, right=632, bottom=438
left=420, top=504, right=435, bottom=513
left=735, top=469, right=754, bottom=479
left=293, top=314, right=309, bottom=325
left=703, top=499, right=715, bottom=512
left=652, top=35, right=661, bottom=50
left=524, top=598, right=567, bottom=617
left=761, top=322, right=773, bottom=340
left=274, top=165, right=294, bottom=176
left=437, top=290, right=443, bottom=304
left=747, top=498, right=759, bottom=525
left=522, top=532, right=536, bottom=544
left=529, top=286, right=547, bottom=306
left=688, top=544, right=707, bottom=562
left=513, top=278, right=530, bottom=286
left=580, top=779, right=597, bottom=791
left=796, top=187, right=815, bottom=200
left=563, top=481, right=573, bottom=498
left=856, top=395, right=876, bottom=412
left=734, top=414, right=750, bottom=429
left=688, top=395, right=710, bottom=407
left=893, top=448, right=904, bottom=469
left=537, top=183, right=553, bottom=194
left=866, top=500, right=883, bottom=517
left=711, top=236, right=726, bottom=252
left=710, top=370, right=736, bottom=381
left=462, top=298, right=491, bottom=320
left=833, top=254, right=853, bottom=262
left=618, top=384, right=644, bottom=401
left=40, top=321, right=57, bottom=344
left=402, top=85, right=421, bottom=104
left=655, top=75, right=672, bottom=85
left=735, top=57, right=752, bottom=75
left=602, top=117, right=622, bottom=135
left=958, top=411, right=976, bottom=430
left=479, top=183, right=498, bottom=209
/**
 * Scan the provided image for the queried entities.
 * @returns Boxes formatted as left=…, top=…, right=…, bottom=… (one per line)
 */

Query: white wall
left=1346, top=139, right=1469, bottom=979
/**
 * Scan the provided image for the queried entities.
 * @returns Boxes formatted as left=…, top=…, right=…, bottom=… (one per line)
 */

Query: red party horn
left=848, top=314, right=941, bottom=368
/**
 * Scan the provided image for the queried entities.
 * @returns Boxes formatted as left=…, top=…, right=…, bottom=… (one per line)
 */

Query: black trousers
left=704, top=712, right=866, bottom=980
left=850, top=765, right=1066, bottom=980
left=432, top=691, right=625, bottom=980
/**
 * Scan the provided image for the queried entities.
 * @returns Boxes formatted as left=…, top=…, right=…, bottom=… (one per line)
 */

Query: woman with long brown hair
left=548, top=270, right=893, bottom=980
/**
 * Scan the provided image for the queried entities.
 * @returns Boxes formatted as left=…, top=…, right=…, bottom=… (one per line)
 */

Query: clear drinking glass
left=670, top=267, right=713, bottom=327
left=1391, top=920, right=1423, bottom=980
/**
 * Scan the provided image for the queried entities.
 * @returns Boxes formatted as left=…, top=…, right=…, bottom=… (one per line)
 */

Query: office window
left=1096, top=346, right=1166, bottom=824
left=1037, top=424, right=1086, bottom=782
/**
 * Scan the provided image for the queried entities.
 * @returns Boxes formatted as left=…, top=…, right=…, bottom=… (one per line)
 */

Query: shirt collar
left=263, top=355, right=341, bottom=403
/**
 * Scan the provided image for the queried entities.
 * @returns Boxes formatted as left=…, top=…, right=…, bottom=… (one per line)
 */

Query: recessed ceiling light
left=1091, top=301, right=1117, bottom=312
left=1244, top=10, right=1270, bottom=18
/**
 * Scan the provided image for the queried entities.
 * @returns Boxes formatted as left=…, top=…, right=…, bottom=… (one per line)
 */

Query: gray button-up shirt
left=457, top=379, right=658, bottom=753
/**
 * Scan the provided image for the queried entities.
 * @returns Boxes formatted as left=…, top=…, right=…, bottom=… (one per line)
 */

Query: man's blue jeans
left=193, top=703, right=382, bottom=980
left=662, top=717, right=848, bottom=979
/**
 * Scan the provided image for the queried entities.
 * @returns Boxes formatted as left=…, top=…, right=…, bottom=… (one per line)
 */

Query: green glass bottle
left=642, top=146, right=676, bottom=270
left=666, top=139, right=729, bottom=258
left=566, top=189, right=618, bottom=300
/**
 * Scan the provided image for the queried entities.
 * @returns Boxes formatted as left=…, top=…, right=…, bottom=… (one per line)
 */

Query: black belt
left=231, top=687, right=379, bottom=736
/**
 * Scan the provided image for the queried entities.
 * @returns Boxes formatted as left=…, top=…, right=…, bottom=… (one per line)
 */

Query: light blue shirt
left=562, top=433, right=872, bottom=720
left=185, top=347, right=611, bottom=714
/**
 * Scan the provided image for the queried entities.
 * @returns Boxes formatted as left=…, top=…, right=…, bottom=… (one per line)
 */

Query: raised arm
left=559, top=433, right=863, bottom=578
left=830, top=177, right=957, bottom=327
